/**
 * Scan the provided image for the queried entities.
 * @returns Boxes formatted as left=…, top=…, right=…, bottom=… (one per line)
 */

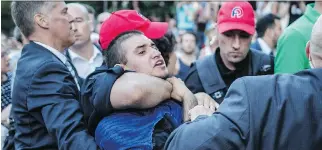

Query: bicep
left=110, top=74, right=139, bottom=109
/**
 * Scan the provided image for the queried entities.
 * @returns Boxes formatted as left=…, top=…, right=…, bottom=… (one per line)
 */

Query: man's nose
left=152, top=48, right=161, bottom=59
left=70, top=21, right=77, bottom=32
left=232, top=35, right=240, bottom=50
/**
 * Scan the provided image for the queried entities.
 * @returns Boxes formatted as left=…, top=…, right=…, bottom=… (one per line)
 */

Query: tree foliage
left=1, top=1, right=175, bottom=37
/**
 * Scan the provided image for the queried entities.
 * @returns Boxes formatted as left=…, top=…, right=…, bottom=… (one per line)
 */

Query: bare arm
left=110, top=72, right=173, bottom=109
left=182, top=89, right=198, bottom=122
left=167, top=77, right=198, bottom=122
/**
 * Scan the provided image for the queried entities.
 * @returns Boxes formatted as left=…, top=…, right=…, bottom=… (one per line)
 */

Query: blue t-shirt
left=81, top=66, right=183, bottom=150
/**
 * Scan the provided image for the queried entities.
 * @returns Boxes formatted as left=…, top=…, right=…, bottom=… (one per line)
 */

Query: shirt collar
left=257, top=38, right=273, bottom=55
left=304, top=3, right=321, bottom=23
left=34, top=41, right=67, bottom=64
left=69, top=45, right=102, bottom=62
left=215, top=48, right=250, bottom=75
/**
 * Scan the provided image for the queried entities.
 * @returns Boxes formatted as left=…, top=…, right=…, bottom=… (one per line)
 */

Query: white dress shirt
left=257, top=38, right=275, bottom=56
left=34, top=41, right=67, bottom=64
left=68, top=45, right=103, bottom=79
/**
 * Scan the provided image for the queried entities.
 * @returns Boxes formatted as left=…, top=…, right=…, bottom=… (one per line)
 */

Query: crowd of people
left=1, top=1, right=322, bottom=150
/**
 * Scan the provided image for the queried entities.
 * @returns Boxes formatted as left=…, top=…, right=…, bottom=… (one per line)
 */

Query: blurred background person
left=199, top=23, right=218, bottom=59
left=96, top=12, right=111, bottom=34
left=176, top=2, right=197, bottom=33
left=1, top=45, right=13, bottom=148
left=83, top=4, right=100, bottom=45
left=66, top=3, right=103, bottom=81
left=251, top=14, right=282, bottom=56
left=275, top=1, right=322, bottom=74
left=176, top=32, right=198, bottom=80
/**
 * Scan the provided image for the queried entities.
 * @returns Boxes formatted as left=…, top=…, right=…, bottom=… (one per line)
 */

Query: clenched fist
left=166, top=77, right=189, bottom=102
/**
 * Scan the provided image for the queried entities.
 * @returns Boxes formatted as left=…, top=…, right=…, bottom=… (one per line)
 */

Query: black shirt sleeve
left=81, top=66, right=126, bottom=135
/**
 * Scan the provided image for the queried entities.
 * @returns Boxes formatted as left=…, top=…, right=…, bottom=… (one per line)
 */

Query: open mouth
left=154, top=60, right=165, bottom=67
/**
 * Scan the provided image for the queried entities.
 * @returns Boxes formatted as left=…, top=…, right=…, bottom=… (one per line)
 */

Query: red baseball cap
left=99, top=10, right=168, bottom=50
left=217, top=1, right=255, bottom=35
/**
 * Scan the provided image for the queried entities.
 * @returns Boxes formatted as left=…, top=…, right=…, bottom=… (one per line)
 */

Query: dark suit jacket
left=250, top=39, right=262, bottom=51
left=165, top=68, right=322, bottom=150
left=12, top=41, right=98, bottom=149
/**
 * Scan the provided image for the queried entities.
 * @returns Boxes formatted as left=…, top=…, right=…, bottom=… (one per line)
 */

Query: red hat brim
left=218, top=22, right=255, bottom=35
left=142, top=22, right=168, bottom=39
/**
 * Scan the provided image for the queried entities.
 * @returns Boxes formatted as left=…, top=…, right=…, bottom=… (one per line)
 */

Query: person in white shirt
left=66, top=3, right=103, bottom=79
left=251, top=13, right=282, bottom=56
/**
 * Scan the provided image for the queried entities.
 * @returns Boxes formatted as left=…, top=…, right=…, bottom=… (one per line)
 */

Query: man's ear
left=34, top=13, right=49, bottom=29
left=305, top=41, right=311, bottom=60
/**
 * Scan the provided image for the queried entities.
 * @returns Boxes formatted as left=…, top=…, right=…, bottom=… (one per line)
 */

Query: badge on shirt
left=212, top=90, right=224, bottom=100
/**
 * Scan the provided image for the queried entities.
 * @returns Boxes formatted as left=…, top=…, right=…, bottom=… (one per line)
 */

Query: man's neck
left=180, top=52, right=196, bottom=65
left=70, top=42, right=94, bottom=61
left=29, top=33, right=65, bottom=53
left=261, top=36, right=274, bottom=50
left=314, top=2, right=322, bottom=14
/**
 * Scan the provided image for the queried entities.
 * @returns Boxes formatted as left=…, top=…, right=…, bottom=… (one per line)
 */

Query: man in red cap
left=80, top=10, right=203, bottom=149
left=164, top=14, right=322, bottom=150
left=184, top=1, right=274, bottom=105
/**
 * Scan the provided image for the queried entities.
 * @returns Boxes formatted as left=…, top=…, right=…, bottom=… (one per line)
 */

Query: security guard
left=164, top=14, right=322, bottom=150
left=185, top=1, right=274, bottom=104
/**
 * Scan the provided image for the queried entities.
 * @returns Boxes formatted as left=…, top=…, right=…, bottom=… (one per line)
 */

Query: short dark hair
left=180, top=31, right=197, bottom=43
left=256, top=13, right=281, bottom=38
left=11, top=1, right=55, bottom=38
left=153, top=31, right=176, bottom=65
left=102, top=30, right=143, bottom=68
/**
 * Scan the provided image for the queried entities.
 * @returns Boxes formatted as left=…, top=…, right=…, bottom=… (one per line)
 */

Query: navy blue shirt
left=81, top=66, right=183, bottom=149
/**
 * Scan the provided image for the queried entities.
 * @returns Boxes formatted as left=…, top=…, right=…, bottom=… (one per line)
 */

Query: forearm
left=111, top=72, right=172, bottom=109
left=182, top=90, right=198, bottom=122
left=133, top=76, right=172, bottom=109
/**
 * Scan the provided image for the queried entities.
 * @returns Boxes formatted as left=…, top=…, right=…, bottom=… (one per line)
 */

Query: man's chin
left=152, top=72, right=169, bottom=79
left=228, top=57, right=244, bottom=64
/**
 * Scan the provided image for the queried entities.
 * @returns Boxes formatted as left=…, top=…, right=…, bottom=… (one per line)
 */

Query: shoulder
left=250, top=49, right=273, bottom=68
left=184, top=62, right=199, bottom=81
left=82, top=66, right=125, bottom=94
left=33, top=60, right=68, bottom=77
left=19, top=43, right=64, bottom=72
left=241, top=70, right=318, bottom=97
left=278, top=17, right=313, bottom=43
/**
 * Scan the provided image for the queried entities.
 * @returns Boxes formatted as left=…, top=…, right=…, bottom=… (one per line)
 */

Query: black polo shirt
left=215, top=49, right=250, bottom=88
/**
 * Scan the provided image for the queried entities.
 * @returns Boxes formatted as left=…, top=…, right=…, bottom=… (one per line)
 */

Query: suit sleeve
left=27, top=61, right=98, bottom=150
left=165, top=78, right=250, bottom=150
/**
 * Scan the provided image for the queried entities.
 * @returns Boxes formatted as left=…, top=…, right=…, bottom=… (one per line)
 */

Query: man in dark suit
left=250, top=13, right=282, bottom=56
left=164, top=15, right=322, bottom=150
left=11, top=1, right=98, bottom=149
